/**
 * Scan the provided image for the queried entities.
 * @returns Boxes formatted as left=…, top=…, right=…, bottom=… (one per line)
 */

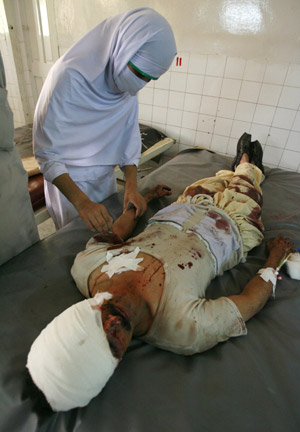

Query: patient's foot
left=251, top=140, right=264, bottom=174
left=231, top=132, right=252, bottom=171
left=239, top=153, right=250, bottom=165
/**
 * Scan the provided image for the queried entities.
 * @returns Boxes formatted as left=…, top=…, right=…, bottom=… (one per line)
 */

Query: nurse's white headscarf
left=34, top=8, right=177, bottom=183
left=27, top=293, right=118, bottom=411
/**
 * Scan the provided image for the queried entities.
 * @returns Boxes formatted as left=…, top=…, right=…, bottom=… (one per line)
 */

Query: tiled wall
left=138, top=53, right=300, bottom=172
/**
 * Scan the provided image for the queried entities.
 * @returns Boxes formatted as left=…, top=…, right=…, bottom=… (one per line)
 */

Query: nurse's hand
left=123, top=189, right=147, bottom=218
left=77, top=200, right=113, bottom=232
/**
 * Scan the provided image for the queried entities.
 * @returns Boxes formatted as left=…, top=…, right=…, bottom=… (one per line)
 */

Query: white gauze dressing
left=286, top=252, right=300, bottom=280
left=27, top=292, right=118, bottom=411
left=102, top=246, right=144, bottom=278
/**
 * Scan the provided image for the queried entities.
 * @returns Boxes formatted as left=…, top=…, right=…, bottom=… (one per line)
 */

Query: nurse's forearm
left=122, top=165, right=138, bottom=190
left=52, top=174, right=113, bottom=232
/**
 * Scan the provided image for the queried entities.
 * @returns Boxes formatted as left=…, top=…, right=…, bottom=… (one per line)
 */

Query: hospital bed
left=0, top=148, right=300, bottom=432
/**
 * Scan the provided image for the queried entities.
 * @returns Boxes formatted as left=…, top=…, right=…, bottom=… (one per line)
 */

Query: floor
left=37, top=153, right=175, bottom=240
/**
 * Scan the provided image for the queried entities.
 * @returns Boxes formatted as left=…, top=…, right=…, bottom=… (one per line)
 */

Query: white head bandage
left=102, top=247, right=144, bottom=278
left=27, top=292, right=118, bottom=411
left=257, top=267, right=278, bottom=297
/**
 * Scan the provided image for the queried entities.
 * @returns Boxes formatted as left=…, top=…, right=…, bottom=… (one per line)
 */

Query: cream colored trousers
left=176, top=162, right=264, bottom=253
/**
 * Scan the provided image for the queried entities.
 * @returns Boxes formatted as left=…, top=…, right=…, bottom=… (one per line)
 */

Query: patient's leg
left=213, top=160, right=264, bottom=253
left=176, top=170, right=234, bottom=204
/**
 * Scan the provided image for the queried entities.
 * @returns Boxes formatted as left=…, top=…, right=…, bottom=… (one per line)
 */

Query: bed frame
left=0, top=149, right=300, bottom=432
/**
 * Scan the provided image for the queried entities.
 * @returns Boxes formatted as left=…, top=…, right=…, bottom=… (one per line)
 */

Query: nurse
left=33, top=8, right=176, bottom=233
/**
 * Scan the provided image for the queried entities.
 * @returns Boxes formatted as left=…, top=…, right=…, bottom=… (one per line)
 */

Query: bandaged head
left=27, top=292, right=118, bottom=411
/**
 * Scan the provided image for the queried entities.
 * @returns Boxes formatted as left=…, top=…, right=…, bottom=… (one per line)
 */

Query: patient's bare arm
left=229, top=235, right=294, bottom=322
left=96, top=185, right=172, bottom=242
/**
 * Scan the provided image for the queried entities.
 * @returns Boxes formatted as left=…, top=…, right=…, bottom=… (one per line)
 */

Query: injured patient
left=27, top=133, right=294, bottom=411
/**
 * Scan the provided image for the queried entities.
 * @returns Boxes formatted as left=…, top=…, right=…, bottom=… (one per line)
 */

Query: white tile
left=272, top=108, right=296, bottom=129
left=250, top=124, right=270, bottom=144
left=239, top=81, right=261, bottom=103
left=258, top=83, right=282, bottom=106
left=170, top=72, right=187, bottom=92
left=214, top=117, right=233, bottom=136
left=243, top=59, right=266, bottom=82
left=197, top=114, right=215, bottom=133
left=151, top=122, right=167, bottom=134
left=178, top=143, right=192, bottom=152
left=202, top=76, right=222, bottom=97
left=183, top=93, right=201, bottom=113
left=180, top=128, right=196, bottom=146
left=266, top=128, right=289, bottom=149
left=253, top=105, right=276, bottom=126
left=138, top=104, right=152, bottom=122
left=220, top=78, right=241, bottom=100
left=206, top=55, right=226, bottom=77
left=152, top=89, right=168, bottom=107
left=279, top=150, right=300, bottom=171
left=195, top=131, right=212, bottom=148
left=188, top=54, right=207, bottom=75
left=263, top=62, right=289, bottom=85
left=200, top=96, right=219, bottom=116
left=168, top=91, right=185, bottom=110
left=227, top=137, right=238, bottom=156
left=235, top=101, right=256, bottom=122
left=166, top=125, right=181, bottom=141
left=155, top=72, right=170, bottom=90
left=263, top=146, right=283, bottom=166
left=292, top=111, right=300, bottom=132
left=230, top=120, right=251, bottom=139
left=211, top=134, right=229, bottom=154
left=152, top=106, right=167, bottom=124
left=146, top=78, right=154, bottom=88
left=217, top=98, right=237, bottom=119
left=186, top=74, right=205, bottom=95
left=171, top=52, right=189, bottom=73
left=224, top=57, right=246, bottom=79
left=286, top=131, right=300, bottom=151
left=285, top=64, right=300, bottom=87
left=167, top=109, right=182, bottom=127
left=278, top=87, right=300, bottom=110
left=182, top=111, right=198, bottom=130
left=138, top=87, right=154, bottom=105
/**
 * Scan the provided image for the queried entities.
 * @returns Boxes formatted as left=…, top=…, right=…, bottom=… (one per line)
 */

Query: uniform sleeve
left=118, top=110, right=141, bottom=168
left=186, top=297, right=247, bottom=354
left=70, top=238, right=110, bottom=298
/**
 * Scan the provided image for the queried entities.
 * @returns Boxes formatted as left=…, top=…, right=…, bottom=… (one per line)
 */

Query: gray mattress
left=1, top=149, right=300, bottom=432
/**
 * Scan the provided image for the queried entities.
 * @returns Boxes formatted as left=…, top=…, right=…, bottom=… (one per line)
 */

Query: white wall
left=4, top=0, right=300, bottom=171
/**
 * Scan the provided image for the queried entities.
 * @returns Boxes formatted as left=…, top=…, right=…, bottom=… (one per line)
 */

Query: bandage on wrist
left=257, top=267, right=278, bottom=297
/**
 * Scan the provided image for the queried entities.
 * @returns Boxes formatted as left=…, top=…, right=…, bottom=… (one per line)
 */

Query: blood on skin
left=178, top=264, right=184, bottom=270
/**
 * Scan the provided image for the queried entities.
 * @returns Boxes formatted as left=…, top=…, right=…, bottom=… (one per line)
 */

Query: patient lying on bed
left=27, top=134, right=294, bottom=411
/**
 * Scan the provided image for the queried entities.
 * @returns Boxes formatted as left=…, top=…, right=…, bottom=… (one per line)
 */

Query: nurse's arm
left=52, top=173, right=113, bottom=232
left=228, top=235, right=294, bottom=322
left=122, top=165, right=147, bottom=217
left=113, top=185, right=172, bottom=241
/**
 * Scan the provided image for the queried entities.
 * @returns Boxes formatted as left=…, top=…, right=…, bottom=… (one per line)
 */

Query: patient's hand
left=266, top=234, right=294, bottom=261
left=144, top=185, right=172, bottom=203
